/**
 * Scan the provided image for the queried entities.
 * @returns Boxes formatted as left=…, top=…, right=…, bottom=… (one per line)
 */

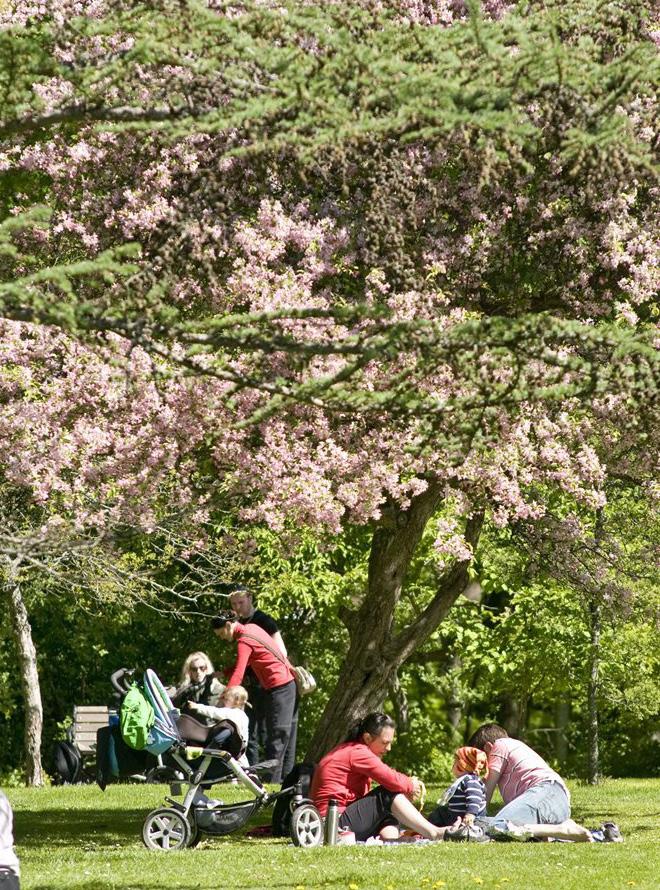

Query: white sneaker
left=488, top=821, right=533, bottom=842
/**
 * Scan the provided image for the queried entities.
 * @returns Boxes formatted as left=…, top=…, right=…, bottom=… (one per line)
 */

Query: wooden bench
left=67, top=705, right=112, bottom=757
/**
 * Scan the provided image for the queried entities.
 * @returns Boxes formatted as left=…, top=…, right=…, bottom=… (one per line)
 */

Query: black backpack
left=271, top=762, right=316, bottom=836
left=52, top=741, right=83, bottom=784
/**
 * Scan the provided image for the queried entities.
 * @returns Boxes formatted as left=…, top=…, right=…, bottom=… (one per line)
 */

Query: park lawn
left=7, top=778, right=659, bottom=890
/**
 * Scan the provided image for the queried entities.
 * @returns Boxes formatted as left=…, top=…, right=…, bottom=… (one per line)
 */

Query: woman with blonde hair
left=171, top=651, right=224, bottom=721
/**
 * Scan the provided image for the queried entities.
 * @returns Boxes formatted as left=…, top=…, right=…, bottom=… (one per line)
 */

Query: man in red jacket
left=211, top=611, right=297, bottom=784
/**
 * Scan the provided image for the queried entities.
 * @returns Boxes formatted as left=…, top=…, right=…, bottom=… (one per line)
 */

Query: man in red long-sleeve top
left=212, top=612, right=297, bottom=784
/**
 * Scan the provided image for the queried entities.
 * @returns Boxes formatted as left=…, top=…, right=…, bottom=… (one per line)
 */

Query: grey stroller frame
left=134, top=669, right=322, bottom=850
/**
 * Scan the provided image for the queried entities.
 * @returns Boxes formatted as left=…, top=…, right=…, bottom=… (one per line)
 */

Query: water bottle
left=325, top=798, right=339, bottom=846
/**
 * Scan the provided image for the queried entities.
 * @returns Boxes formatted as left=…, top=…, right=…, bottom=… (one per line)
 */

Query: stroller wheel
left=142, top=807, right=191, bottom=851
left=290, top=803, right=323, bottom=848
left=187, top=820, right=201, bottom=848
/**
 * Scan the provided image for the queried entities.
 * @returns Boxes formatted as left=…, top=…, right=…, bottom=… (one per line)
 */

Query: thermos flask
left=325, top=798, right=339, bottom=845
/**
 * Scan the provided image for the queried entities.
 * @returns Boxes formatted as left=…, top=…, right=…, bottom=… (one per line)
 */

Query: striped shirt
left=445, top=773, right=487, bottom=816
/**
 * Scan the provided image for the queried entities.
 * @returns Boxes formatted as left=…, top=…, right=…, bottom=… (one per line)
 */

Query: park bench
left=67, top=705, right=112, bottom=761
left=52, top=705, right=114, bottom=784
left=59, top=702, right=175, bottom=785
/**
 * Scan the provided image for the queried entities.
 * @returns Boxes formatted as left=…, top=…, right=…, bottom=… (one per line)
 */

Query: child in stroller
left=186, top=685, right=250, bottom=767
left=113, top=668, right=322, bottom=850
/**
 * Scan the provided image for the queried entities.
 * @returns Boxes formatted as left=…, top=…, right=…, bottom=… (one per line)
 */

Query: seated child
left=187, top=685, right=250, bottom=766
left=429, top=746, right=488, bottom=827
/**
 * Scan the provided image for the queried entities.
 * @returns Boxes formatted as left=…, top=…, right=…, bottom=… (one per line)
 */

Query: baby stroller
left=117, top=668, right=323, bottom=851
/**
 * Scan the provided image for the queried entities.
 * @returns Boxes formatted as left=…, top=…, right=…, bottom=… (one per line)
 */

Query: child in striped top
left=428, top=747, right=488, bottom=828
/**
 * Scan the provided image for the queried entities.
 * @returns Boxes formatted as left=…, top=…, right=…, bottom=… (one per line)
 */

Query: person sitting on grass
left=187, top=685, right=250, bottom=766
left=469, top=723, right=621, bottom=842
left=311, top=713, right=449, bottom=842
left=428, top=746, right=488, bottom=831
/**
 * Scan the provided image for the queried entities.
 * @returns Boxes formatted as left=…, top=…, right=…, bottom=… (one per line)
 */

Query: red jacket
left=226, top=623, right=294, bottom=691
left=310, top=741, right=413, bottom=817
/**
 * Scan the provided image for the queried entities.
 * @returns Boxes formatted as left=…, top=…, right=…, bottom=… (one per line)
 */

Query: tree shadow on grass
left=14, top=806, right=149, bottom=849
left=14, top=807, right=287, bottom=853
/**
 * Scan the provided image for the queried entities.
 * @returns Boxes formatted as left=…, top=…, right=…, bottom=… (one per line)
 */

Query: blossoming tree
left=1, top=0, right=658, bottom=767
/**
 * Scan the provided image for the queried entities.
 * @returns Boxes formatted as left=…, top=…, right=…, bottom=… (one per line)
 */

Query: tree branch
left=390, top=511, right=485, bottom=662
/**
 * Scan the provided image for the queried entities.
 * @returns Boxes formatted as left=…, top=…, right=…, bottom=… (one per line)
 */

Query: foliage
left=0, top=520, right=359, bottom=773
left=0, top=0, right=657, bottom=777
left=1, top=488, right=657, bottom=779
left=385, top=483, right=659, bottom=778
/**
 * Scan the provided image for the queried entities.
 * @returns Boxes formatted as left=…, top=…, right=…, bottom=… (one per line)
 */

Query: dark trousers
left=427, top=804, right=455, bottom=827
left=264, top=680, right=298, bottom=784
left=339, top=786, right=399, bottom=841
left=0, top=868, right=19, bottom=890
left=246, top=683, right=268, bottom=766
left=281, top=711, right=298, bottom=782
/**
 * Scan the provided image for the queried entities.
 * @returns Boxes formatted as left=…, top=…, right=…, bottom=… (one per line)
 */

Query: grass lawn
left=7, top=778, right=659, bottom=890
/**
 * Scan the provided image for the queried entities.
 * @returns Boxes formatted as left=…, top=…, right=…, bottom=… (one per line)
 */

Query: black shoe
left=590, top=822, right=623, bottom=843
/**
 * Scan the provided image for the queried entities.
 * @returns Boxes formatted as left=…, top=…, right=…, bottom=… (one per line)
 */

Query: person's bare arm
left=272, top=630, right=287, bottom=657
left=483, top=769, right=499, bottom=804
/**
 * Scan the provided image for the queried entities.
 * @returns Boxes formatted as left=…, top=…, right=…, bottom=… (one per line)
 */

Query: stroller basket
left=194, top=799, right=261, bottom=835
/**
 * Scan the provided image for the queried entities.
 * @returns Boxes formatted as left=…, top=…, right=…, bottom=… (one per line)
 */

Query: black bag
left=95, top=723, right=150, bottom=790
left=52, top=740, right=83, bottom=784
left=271, top=761, right=316, bottom=836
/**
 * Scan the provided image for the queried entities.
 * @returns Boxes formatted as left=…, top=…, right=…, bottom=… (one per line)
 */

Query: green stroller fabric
left=120, top=683, right=155, bottom=750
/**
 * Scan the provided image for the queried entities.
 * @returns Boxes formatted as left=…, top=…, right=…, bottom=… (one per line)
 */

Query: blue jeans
left=477, top=781, right=570, bottom=830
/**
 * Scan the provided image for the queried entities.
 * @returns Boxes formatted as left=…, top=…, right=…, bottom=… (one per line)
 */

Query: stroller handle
left=110, top=667, right=136, bottom=695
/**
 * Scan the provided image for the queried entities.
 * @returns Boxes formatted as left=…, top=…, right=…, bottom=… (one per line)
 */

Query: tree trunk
left=587, top=508, right=605, bottom=785
left=587, top=598, right=601, bottom=785
left=518, top=694, right=529, bottom=739
left=389, top=671, right=409, bottom=733
left=4, top=562, right=44, bottom=786
left=305, top=486, right=483, bottom=759
left=554, top=697, right=570, bottom=765
left=500, top=694, right=522, bottom=737
left=446, top=654, right=463, bottom=731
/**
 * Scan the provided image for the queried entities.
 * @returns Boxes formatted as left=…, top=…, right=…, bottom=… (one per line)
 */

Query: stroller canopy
left=142, top=669, right=182, bottom=755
